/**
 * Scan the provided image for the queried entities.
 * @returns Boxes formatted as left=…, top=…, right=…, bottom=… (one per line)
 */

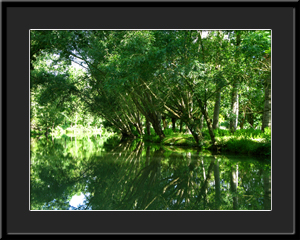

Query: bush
left=213, top=128, right=231, bottom=137
left=221, top=136, right=270, bottom=156
left=220, top=121, right=229, bottom=128
left=163, top=128, right=175, bottom=136
left=212, top=127, right=271, bottom=156
left=201, top=129, right=211, bottom=140
left=103, top=135, right=121, bottom=149
left=262, top=127, right=271, bottom=141
left=143, top=134, right=161, bottom=143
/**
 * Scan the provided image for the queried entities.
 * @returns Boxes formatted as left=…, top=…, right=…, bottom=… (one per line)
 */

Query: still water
left=30, top=134, right=271, bottom=210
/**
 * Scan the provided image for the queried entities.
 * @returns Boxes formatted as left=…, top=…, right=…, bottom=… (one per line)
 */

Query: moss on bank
left=161, top=133, right=198, bottom=147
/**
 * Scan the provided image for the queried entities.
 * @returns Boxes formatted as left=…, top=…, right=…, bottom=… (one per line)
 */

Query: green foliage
left=213, top=128, right=231, bottom=137
left=163, top=128, right=174, bottom=136
left=142, top=134, right=161, bottom=143
left=30, top=30, right=271, bottom=155
left=223, top=138, right=270, bottom=156
left=103, top=135, right=121, bottom=149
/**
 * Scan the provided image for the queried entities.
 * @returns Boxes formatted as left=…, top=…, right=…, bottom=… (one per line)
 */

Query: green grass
left=214, top=136, right=271, bottom=156
left=211, top=127, right=271, bottom=156
left=138, top=127, right=271, bottom=156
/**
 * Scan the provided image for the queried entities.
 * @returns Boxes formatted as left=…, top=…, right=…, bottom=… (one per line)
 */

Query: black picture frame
left=2, top=1, right=298, bottom=238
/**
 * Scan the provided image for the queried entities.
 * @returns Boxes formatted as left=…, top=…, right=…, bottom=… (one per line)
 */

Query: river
left=30, top=134, right=271, bottom=210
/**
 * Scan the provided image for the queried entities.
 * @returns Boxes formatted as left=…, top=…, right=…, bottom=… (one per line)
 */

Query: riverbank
left=142, top=128, right=271, bottom=157
left=32, top=126, right=271, bottom=157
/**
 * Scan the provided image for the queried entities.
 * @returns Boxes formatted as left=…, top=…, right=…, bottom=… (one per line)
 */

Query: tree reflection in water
left=30, top=136, right=271, bottom=210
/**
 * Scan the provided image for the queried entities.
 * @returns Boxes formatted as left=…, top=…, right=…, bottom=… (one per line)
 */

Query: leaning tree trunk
left=148, top=115, right=165, bottom=140
left=121, top=131, right=135, bottom=140
left=262, top=73, right=271, bottom=132
left=195, top=98, right=216, bottom=146
left=133, top=111, right=144, bottom=135
left=202, top=109, right=216, bottom=146
left=185, top=118, right=203, bottom=146
left=131, top=95, right=165, bottom=140
left=150, top=112, right=165, bottom=140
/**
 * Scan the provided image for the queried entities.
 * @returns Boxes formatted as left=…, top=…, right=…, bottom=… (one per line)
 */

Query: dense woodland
left=30, top=30, right=271, bottom=150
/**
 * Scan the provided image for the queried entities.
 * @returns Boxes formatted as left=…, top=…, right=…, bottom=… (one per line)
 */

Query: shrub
left=220, top=121, right=229, bottom=128
left=262, top=127, right=271, bottom=141
left=163, top=128, right=174, bottom=136
left=201, top=129, right=211, bottom=140
left=103, top=135, right=121, bottom=149
left=143, top=134, right=161, bottom=143
left=213, top=128, right=230, bottom=137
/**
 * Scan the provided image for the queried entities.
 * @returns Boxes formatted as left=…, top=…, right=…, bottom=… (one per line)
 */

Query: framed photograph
left=2, top=1, right=297, bottom=238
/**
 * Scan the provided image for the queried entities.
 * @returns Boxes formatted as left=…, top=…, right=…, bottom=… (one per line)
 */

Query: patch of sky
left=69, top=192, right=90, bottom=209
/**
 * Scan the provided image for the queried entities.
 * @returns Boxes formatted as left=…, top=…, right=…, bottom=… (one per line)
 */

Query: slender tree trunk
left=179, top=119, right=183, bottom=133
left=213, top=43, right=222, bottom=130
left=143, top=145, right=150, bottom=167
left=230, top=31, right=241, bottom=133
left=212, top=90, right=221, bottom=130
left=262, top=73, right=271, bottom=132
left=240, top=106, right=246, bottom=129
left=199, top=114, right=204, bottom=130
left=171, top=118, right=176, bottom=132
left=45, top=126, right=49, bottom=138
left=145, top=119, right=151, bottom=135
left=162, top=115, right=167, bottom=130
left=230, top=85, right=239, bottom=132
left=52, top=122, right=54, bottom=137
left=247, top=111, right=254, bottom=128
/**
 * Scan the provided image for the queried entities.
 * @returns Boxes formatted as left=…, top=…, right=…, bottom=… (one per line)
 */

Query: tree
left=30, top=29, right=271, bottom=142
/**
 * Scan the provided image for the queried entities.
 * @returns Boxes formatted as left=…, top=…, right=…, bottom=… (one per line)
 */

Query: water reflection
left=30, top=135, right=271, bottom=210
